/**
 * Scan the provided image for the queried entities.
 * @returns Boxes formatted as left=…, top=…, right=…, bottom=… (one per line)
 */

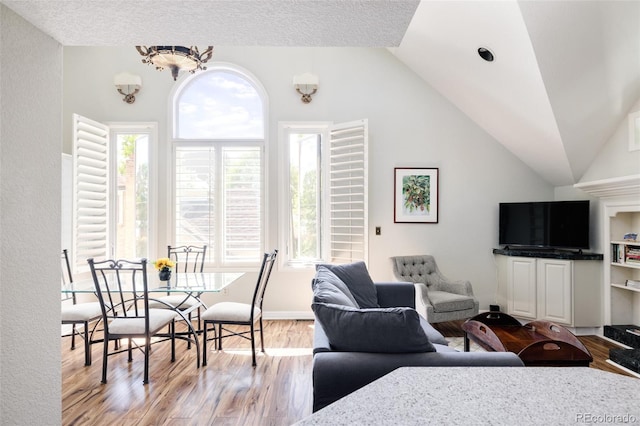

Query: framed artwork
left=629, top=111, right=640, bottom=152
left=394, top=167, right=439, bottom=223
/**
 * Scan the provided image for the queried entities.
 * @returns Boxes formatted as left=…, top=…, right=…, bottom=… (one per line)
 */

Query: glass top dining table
left=62, top=272, right=245, bottom=294
left=61, top=271, right=245, bottom=369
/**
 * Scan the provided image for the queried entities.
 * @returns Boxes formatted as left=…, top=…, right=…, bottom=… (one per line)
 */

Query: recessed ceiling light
left=478, top=47, right=494, bottom=62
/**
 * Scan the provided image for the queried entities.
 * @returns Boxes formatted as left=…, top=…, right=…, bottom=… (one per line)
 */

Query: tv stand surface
left=493, top=247, right=602, bottom=261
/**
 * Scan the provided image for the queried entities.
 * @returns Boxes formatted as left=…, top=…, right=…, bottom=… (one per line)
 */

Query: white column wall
left=0, top=5, right=62, bottom=424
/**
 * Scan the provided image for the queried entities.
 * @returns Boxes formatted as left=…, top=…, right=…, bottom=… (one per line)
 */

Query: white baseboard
left=570, top=327, right=602, bottom=336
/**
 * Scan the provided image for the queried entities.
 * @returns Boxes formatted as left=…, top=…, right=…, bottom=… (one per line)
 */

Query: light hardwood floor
left=62, top=320, right=315, bottom=425
left=62, top=320, right=635, bottom=425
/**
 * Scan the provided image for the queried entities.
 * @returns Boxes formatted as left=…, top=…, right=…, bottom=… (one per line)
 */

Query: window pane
left=173, top=68, right=265, bottom=268
left=177, top=71, right=264, bottom=139
left=223, top=147, right=262, bottom=263
left=289, top=133, right=321, bottom=262
left=175, top=146, right=215, bottom=261
left=115, top=133, right=149, bottom=259
left=174, top=145, right=262, bottom=265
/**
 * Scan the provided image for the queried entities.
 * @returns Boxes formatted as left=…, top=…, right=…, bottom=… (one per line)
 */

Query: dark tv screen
left=499, top=200, right=590, bottom=250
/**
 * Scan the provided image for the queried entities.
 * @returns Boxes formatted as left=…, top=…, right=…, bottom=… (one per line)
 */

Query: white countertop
left=296, top=367, right=640, bottom=425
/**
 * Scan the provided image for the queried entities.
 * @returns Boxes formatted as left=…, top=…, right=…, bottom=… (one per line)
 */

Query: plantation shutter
left=174, top=144, right=262, bottom=266
left=327, top=119, right=368, bottom=263
left=72, top=114, right=109, bottom=272
left=222, top=146, right=263, bottom=263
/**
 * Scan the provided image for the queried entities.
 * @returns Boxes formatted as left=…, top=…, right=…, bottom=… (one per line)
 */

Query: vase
left=159, top=269, right=172, bottom=281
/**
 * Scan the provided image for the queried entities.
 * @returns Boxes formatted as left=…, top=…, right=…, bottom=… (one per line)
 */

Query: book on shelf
left=612, top=243, right=623, bottom=263
left=610, top=243, right=640, bottom=263
left=626, top=279, right=640, bottom=289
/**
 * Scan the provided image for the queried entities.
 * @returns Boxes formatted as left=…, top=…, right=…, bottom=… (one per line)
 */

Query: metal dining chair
left=149, top=245, right=208, bottom=347
left=60, top=249, right=102, bottom=366
left=201, top=249, right=278, bottom=367
left=88, top=257, right=177, bottom=384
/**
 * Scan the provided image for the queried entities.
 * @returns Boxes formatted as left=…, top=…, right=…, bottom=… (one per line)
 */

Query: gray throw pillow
left=312, top=266, right=359, bottom=308
left=317, top=261, right=379, bottom=308
left=311, top=302, right=435, bottom=353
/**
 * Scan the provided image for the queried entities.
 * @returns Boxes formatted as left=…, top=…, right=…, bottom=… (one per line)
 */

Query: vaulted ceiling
left=3, top=0, right=639, bottom=186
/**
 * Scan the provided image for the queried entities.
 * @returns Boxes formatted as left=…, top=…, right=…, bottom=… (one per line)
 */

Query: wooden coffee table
left=462, top=312, right=592, bottom=366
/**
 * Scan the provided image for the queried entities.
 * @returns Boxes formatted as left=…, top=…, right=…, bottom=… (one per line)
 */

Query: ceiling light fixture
left=478, top=47, right=494, bottom=62
left=135, top=46, right=214, bottom=81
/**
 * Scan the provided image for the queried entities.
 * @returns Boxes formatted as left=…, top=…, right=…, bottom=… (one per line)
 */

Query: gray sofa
left=311, top=262, right=524, bottom=412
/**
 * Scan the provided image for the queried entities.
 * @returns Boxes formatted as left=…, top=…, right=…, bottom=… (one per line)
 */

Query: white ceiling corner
left=395, top=0, right=640, bottom=186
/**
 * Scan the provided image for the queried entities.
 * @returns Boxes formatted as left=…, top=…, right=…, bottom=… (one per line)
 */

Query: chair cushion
left=201, top=302, right=260, bottom=323
left=428, top=290, right=476, bottom=313
left=61, top=302, right=103, bottom=322
left=317, top=261, right=379, bottom=308
left=312, top=267, right=359, bottom=308
left=148, top=295, right=201, bottom=310
left=108, top=309, right=176, bottom=335
left=312, top=302, right=435, bottom=353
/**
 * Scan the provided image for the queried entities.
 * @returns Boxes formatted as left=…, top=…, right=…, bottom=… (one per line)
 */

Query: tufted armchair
left=391, top=255, right=479, bottom=323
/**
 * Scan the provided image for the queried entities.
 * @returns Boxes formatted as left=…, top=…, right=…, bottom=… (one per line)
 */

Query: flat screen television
left=499, top=200, right=590, bottom=250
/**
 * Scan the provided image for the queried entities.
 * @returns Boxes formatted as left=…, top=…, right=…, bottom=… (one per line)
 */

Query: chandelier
left=135, top=46, right=214, bottom=81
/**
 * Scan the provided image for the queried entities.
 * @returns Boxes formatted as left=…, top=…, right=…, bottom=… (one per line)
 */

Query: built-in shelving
left=611, top=283, right=640, bottom=294
left=609, top=238, right=640, bottom=315
left=610, top=240, right=640, bottom=291
left=574, top=175, right=640, bottom=375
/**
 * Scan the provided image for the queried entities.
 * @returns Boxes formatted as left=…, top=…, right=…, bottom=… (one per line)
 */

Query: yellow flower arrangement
left=153, top=257, right=175, bottom=271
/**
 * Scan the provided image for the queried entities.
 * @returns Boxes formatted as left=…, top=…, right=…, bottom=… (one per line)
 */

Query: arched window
left=175, top=69, right=264, bottom=139
left=172, top=65, right=267, bottom=268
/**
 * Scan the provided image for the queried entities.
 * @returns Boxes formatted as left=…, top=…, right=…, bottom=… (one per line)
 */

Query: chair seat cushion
left=148, top=295, right=201, bottom=310
left=428, top=290, right=476, bottom=313
left=201, top=302, right=260, bottom=323
left=61, top=302, right=103, bottom=322
left=312, top=302, right=435, bottom=353
left=108, top=309, right=176, bottom=335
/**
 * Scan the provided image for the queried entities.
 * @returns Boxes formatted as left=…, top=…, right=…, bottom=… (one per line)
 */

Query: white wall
left=563, top=96, right=640, bottom=255
left=63, top=46, right=554, bottom=315
left=580, top=97, right=640, bottom=183
left=1, top=5, right=62, bottom=424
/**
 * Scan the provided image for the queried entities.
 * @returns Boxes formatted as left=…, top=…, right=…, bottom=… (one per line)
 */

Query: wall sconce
left=114, top=72, right=142, bottom=104
left=293, top=73, right=319, bottom=103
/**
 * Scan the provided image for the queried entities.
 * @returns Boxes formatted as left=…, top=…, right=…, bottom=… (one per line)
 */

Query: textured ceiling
left=0, top=0, right=420, bottom=46
left=2, top=0, right=639, bottom=186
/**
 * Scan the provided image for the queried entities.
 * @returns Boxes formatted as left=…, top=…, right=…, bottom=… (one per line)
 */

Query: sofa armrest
left=312, top=320, right=332, bottom=354
left=375, top=281, right=415, bottom=308
left=312, top=351, right=523, bottom=412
